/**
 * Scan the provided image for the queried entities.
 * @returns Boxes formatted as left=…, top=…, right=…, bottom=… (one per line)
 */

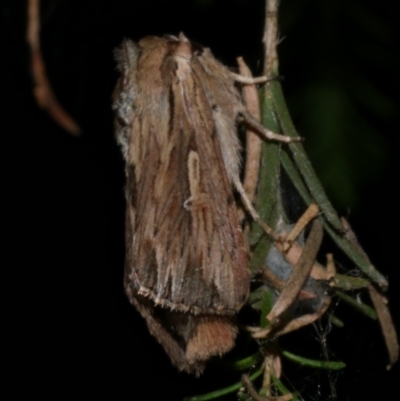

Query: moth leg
left=241, top=111, right=302, bottom=143
left=233, top=176, right=278, bottom=241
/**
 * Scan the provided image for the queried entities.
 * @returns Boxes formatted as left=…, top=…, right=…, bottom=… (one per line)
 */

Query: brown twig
left=242, top=374, right=292, bottom=401
left=26, top=0, right=81, bottom=135
left=268, top=219, right=323, bottom=322
left=283, top=241, right=331, bottom=281
left=263, top=0, right=279, bottom=77
left=283, top=203, right=319, bottom=250
left=262, top=348, right=282, bottom=393
left=272, top=295, right=331, bottom=337
left=238, top=57, right=263, bottom=203
left=326, top=253, right=336, bottom=280
left=368, top=285, right=399, bottom=370
left=341, top=217, right=398, bottom=368
left=252, top=295, right=331, bottom=339
left=261, top=268, right=317, bottom=301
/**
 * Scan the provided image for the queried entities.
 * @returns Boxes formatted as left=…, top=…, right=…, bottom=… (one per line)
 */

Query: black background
left=4, top=0, right=399, bottom=399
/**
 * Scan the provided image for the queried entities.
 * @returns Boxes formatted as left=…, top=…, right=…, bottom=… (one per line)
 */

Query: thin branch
left=252, top=295, right=331, bottom=339
left=184, top=368, right=263, bottom=401
left=27, top=0, right=81, bottom=135
left=268, top=219, right=323, bottom=322
left=263, top=0, right=279, bottom=77
left=283, top=203, right=319, bottom=250
left=340, top=218, right=397, bottom=364
left=326, top=253, right=336, bottom=278
left=238, top=57, right=262, bottom=203
left=261, top=268, right=317, bottom=301
left=283, top=241, right=332, bottom=281
left=249, top=0, right=282, bottom=270
left=272, top=295, right=331, bottom=337
left=242, top=374, right=292, bottom=401
left=368, top=285, right=399, bottom=370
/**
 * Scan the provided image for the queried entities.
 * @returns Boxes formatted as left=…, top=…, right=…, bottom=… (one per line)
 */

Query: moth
left=112, top=33, right=299, bottom=374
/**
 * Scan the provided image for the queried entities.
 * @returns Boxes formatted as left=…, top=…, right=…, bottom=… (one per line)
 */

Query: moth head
left=167, top=33, right=192, bottom=61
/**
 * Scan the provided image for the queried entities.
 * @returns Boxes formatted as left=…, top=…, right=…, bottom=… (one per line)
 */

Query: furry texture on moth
left=113, top=33, right=294, bottom=375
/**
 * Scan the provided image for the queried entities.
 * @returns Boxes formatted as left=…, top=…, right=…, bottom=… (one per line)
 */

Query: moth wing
left=124, top=46, right=249, bottom=314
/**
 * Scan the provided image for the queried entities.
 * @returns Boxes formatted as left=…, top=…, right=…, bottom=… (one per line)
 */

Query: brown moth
left=112, top=33, right=298, bottom=375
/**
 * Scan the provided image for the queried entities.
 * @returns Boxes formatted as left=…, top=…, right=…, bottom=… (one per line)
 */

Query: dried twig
left=287, top=241, right=332, bottom=281
left=276, top=241, right=331, bottom=281
left=268, top=219, right=323, bottom=322
left=271, top=295, right=331, bottom=338
left=252, top=295, right=331, bottom=339
left=261, top=268, right=317, bottom=301
left=242, top=374, right=292, bottom=401
left=252, top=220, right=326, bottom=340
left=263, top=0, right=279, bottom=76
left=326, top=253, right=336, bottom=279
left=26, top=0, right=81, bottom=135
left=238, top=57, right=263, bottom=203
left=368, top=285, right=399, bottom=370
left=262, top=349, right=282, bottom=392
left=282, top=203, right=319, bottom=250
left=341, top=217, right=398, bottom=368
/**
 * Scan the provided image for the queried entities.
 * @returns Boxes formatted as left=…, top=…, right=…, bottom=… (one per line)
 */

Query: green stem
left=335, top=290, right=377, bottom=319
left=183, top=368, right=263, bottom=401
left=273, top=84, right=388, bottom=288
left=281, top=350, right=346, bottom=370
left=224, top=352, right=263, bottom=371
left=249, top=83, right=282, bottom=273
left=324, top=223, right=387, bottom=288
left=272, top=83, right=343, bottom=232
left=333, top=274, right=370, bottom=290
left=271, top=375, right=301, bottom=401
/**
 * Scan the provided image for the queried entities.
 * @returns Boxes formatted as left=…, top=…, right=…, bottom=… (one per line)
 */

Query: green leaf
left=281, top=350, right=346, bottom=370
left=260, top=289, right=273, bottom=328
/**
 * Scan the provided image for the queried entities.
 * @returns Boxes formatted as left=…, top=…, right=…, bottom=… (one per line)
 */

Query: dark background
left=3, top=0, right=399, bottom=399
